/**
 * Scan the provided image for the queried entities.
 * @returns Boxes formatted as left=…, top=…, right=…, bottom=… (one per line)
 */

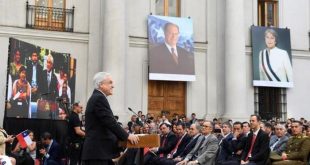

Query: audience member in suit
left=177, top=121, right=219, bottom=165
left=241, top=115, right=270, bottom=165
left=271, top=121, right=310, bottom=165
left=149, top=22, right=195, bottom=75
left=127, top=115, right=138, bottom=133
left=37, top=54, right=59, bottom=119
left=269, top=124, right=289, bottom=156
left=39, top=132, right=62, bottom=165
left=242, top=122, right=251, bottom=137
left=153, top=122, right=191, bottom=165
left=144, top=122, right=177, bottom=165
left=216, top=121, right=234, bottom=165
left=189, top=113, right=197, bottom=124
left=81, top=72, right=139, bottom=165
left=173, top=123, right=202, bottom=163
left=26, top=51, right=43, bottom=102
left=263, top=122, right=275, bottom=138
left=220, top=121, right=247, bottom=165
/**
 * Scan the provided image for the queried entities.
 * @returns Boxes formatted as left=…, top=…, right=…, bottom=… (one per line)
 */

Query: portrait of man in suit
left=37, top=54, right=59, bottom=119
left=148, top=15, right=195, bottom=81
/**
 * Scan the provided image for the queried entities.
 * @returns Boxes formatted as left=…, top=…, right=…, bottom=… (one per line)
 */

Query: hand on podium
left=128, top=134, right=139, bottom=145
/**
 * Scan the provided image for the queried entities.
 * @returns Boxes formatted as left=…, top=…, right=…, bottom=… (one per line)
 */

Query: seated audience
left=271, top=121, right=310, bottom=165
left=144, top=122, right=177, bottom=165
left=0, top=128, right=16, bottom=165
left=216, top=121, right=234, bottom=165
left=177, top=121, right=219, bottom=165
left=241, top=115, right=270, bottom=165
left=269, top=124, right=289, bottom=156
left=12, top=130, right=36, bottom=164
left=221, top=121, right=247, bottom=165
left=153, top=122, right=191, bottom=165
left=39, top=132, right=62, bottom=165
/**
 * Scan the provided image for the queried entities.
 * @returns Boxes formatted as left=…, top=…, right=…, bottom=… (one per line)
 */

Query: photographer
left=67, top=102, right=85, bottom=165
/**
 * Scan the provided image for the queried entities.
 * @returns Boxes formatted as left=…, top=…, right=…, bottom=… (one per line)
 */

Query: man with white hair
left=37, top=54, right=59, bottom=119
left=82, top=72, right=139, bottom=165
left=269, top=124, right=289, bottom=155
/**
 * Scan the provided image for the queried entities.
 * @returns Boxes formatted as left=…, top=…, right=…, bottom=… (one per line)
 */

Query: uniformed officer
left=67, top=102, right=85, bottom=165
left=271, top=120, right=310, bottom=165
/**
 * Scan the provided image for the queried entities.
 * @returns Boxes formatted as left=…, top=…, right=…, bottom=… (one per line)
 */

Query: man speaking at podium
left=82, top=72, right=139, bottom=165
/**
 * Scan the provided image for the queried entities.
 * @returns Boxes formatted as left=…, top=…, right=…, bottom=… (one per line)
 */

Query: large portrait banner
left=5, top=38, right=76, bottom=120
left=148, top=15, right=195, bottom=81
left=252, top=26, right=293, bottom=88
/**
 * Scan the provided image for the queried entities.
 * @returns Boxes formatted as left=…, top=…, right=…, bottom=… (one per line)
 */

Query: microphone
left=128, top=107, right=144, bottom=124
left=128, top=107, right=134, bottom=112
left=128, top=107, right=152, bottom=131
left=41, top=92, right=51, bottom=96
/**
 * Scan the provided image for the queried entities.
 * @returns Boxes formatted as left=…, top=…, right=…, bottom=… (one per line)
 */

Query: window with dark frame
left=256, top=0, right=287, bottom=121
left=155, top=0, right=181, bottom=17
left=258, top=0, right=278, bottom=27
left=26, top=0, right=74, bottom=32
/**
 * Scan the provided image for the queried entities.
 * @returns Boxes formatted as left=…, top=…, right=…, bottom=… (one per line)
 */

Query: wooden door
left=148, top=80, right=186, bottom=119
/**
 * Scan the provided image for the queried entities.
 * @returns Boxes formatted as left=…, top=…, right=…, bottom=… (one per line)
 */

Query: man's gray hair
left=275, top=123, right=286, bottom=131
left=47, top=54, right=54, bottom=64
left=192, top=123, right=202, bottom=132
left=93, top=72, right=110, bottom=89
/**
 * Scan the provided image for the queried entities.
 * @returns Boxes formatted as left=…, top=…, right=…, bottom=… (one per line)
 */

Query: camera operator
left=67, top=102, right=85, bottom=165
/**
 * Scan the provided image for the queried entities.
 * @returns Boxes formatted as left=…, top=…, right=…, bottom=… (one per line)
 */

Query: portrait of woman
left=252, top=26, right=293, bottom=88
left=258, top=28, right=293, bottom=82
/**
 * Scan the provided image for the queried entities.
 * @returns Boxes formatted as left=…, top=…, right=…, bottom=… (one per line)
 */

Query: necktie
left=47, top=72, right=51, bottom=88
left=171, top=48, right=178, bottom=64
left=193, top=137, right=206, bottom=159
left=159, top=135, right=167, bottom=157
left=246, top=134, right=257, bottom=161
left=168, top=134, right=184, bottom=158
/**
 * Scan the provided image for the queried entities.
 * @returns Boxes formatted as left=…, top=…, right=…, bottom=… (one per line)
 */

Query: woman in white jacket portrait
left=259, top=28, right=293, bottom=82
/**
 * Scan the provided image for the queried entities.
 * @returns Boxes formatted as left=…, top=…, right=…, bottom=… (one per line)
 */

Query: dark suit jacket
left=217, top=133, right=234, bottom=162
left=157, top=131, right=178, bottom=157
left=43, top=140, right=62, bottom=165
left=179, top=134, right=201, bottom=158
left=38, top=70, right=58, bottom=101
left=172, top=133, right=191, bottom=158
left=149, top=44, right=195, bottom=75
left=26, top=62, right=43, bottom=101
left=82, top=89, right=128, bottom=160
left=241, top=129, right=270, bottom=165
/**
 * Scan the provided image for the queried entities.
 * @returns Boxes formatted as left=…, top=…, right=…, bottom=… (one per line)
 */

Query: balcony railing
left=26, top=1, right=74, bottom=32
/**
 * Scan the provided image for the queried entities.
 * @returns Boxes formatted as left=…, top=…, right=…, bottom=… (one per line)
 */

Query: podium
left=119, top=134, right=160, bottom=165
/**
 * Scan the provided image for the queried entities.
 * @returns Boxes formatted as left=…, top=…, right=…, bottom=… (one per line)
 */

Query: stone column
left=102, top=0, right=127, bottom=118
left=223, top=0, right=249, bottom=121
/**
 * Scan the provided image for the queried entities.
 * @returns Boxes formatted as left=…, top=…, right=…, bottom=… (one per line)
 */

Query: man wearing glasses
left=177, top=121, right=219, bottom=165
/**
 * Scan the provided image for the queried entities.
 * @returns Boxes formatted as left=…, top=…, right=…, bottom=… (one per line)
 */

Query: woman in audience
left=0, top=127, right=16, bottom=165
left=12, top=130, right=35, bottom=164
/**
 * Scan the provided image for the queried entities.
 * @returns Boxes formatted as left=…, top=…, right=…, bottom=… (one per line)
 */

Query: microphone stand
left=128, top=107, right=154, bottom=133
left=128, top=108, right=143, bottom=126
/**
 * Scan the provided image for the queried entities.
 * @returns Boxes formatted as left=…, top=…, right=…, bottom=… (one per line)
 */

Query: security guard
left=271, top=120, right=310, bottom=165
left=68, top=102, right=85, bottom=165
